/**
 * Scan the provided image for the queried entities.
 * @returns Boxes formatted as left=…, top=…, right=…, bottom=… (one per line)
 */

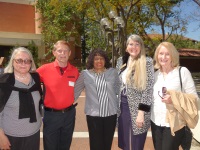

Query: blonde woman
left=116, top=34, right=154, bottom=150
left=151, top=42, right=198, bottom=150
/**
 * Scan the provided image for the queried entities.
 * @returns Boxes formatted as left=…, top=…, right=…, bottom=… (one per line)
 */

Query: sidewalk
left=39, top=132, right=200, bottom=150
left=39, top=93, right=200, bottom=150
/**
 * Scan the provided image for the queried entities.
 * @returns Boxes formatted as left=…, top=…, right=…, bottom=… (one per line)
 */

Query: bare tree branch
left=193, top=0, right=200, bottom=6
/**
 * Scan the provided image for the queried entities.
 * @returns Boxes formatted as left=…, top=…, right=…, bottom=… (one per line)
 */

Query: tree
left=139, top=0, right=187, bottom=50
left=193, top=0, right=200, bottom=6
left=192, top=0, right=200, bottom=30
left=73, top=0, right=188, bottom=55
left=36, top=0, right=82, bottom=61
left=27, top=41, right=40, bottom=67
left=36, top=0, right=190, bottom=62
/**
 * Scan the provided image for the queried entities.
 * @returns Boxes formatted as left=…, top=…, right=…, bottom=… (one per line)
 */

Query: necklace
left=92, top=68, right=106, bottom=74
left=15, top=74, right=29, bottom=80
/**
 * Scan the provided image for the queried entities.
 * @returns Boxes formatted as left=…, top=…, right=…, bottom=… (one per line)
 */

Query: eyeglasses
left=14, top=59, right=32, bottom=65
left=158, top=87, right=167, bottom=99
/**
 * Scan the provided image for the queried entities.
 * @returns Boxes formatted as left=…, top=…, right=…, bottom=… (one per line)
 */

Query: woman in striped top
left=74, top=48, right=120, bottom=150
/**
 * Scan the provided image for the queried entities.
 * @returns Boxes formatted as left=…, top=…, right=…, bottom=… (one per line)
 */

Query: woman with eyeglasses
left=116, top=34, right=154, bottom=150
left=151, top=42, right=199, bottom=150
left=0, top=47, right=42, bottom=150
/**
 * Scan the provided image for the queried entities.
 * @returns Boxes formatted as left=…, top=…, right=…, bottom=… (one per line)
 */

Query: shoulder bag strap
left=179, top=66, right=183, bottom=91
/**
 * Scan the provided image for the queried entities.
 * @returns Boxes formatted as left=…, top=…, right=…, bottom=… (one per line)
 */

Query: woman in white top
left=151, top=42, right=198, bottom=150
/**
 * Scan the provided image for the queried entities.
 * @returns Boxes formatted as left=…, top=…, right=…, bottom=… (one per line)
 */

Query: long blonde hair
left=4, top=47, right=36, bottom=73
left=126, top=35, right=147, bottom=91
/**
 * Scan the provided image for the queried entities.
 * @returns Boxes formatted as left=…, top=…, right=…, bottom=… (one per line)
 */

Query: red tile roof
left=147, top=34, right=198, bottom=42
left=178, top=49, right=200, bottom=57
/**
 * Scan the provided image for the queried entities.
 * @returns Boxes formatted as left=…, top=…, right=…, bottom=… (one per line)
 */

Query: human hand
left=161, top=94, right=172, bottom=104
left=0, top=129, right=11, bottom=150
left=136, top=110, right=144, bottom=128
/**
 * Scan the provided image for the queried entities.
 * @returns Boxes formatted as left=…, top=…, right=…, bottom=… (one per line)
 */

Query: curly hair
left=86, top=48, right=111, bottom=69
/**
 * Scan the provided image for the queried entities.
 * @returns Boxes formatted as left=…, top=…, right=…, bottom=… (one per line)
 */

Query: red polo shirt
left=37, top=61, right=79, bottom=109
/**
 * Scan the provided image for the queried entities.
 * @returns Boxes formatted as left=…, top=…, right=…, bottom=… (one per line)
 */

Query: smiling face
left=126, top=40, right=141, bottom=59
left=53, top=43, right=71, bottom=67
left=93, top=54, right=105, bottom=72
left=157, top=46, right=172, bottom=69
left=13, top=52, right=32, bottom=75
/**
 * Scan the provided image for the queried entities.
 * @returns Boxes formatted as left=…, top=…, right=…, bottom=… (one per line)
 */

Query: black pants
left=151, top=121, right=185, bottom=150
left=86, top=114, right=117, bottom=150
left=6, top=130, right=40, bottom=150
left=43, top=107, right=76, bottom=150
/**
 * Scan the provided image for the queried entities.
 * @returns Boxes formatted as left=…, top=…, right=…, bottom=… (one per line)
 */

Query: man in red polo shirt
left=37, top=40, right=79, bottom=150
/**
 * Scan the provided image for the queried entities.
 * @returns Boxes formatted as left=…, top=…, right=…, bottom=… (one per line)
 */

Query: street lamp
left=100, top=11, right=125, bottom=67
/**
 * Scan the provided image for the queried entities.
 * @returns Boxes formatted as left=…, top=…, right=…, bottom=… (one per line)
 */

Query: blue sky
left=148, top=0, right=200, bottom=41
left=181, top=0, right=200, bottom=41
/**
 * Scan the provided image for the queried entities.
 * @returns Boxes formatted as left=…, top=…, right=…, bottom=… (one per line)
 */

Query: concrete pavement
left=39, top=93, right=200, bottom=150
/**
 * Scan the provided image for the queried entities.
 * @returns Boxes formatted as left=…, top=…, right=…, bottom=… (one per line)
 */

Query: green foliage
left=36, top=0, right=199, bottom=64
left=74, top=0, right=187, bottom=57
left=168, top=36, right=200, bottom=49
left=27, top=41, right=40, bottom=68
left=36, top=0, right=81, bottom=59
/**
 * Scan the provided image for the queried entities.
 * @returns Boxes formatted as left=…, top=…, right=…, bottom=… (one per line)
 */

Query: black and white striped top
left=0, top=78, right=42, bottom=137
left=94, top=73, right=109, bottom=117
left=74, top=68, right=119, bottom=117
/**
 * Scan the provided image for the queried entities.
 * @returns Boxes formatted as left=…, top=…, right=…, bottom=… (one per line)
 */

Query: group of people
left=0, top=34, right=198, bottom=150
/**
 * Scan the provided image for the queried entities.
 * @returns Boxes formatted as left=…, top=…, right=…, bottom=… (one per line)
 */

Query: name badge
left=69, top=81, right=75, bottom=87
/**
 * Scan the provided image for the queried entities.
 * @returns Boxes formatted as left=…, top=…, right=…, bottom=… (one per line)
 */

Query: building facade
left=0, top=0, right=79, bottom=66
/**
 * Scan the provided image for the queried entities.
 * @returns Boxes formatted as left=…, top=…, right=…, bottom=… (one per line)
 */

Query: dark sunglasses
left=158, top=87, right=167, bottom=99
left=14, top=59, right=32, bottom=65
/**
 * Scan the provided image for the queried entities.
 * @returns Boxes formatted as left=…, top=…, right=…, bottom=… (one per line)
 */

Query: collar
left=53, top=60, right=72, bottom=70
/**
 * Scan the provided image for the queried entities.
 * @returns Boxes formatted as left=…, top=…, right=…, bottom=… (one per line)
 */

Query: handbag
left=179, top=67, right=193, bottom=150
left=181, top=126, right=193, bottom=150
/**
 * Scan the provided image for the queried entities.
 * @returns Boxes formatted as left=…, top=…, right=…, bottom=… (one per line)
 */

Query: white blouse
left=151, top=67, right=198, bottom=127
left=121, top=67, right=128, bottom=84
